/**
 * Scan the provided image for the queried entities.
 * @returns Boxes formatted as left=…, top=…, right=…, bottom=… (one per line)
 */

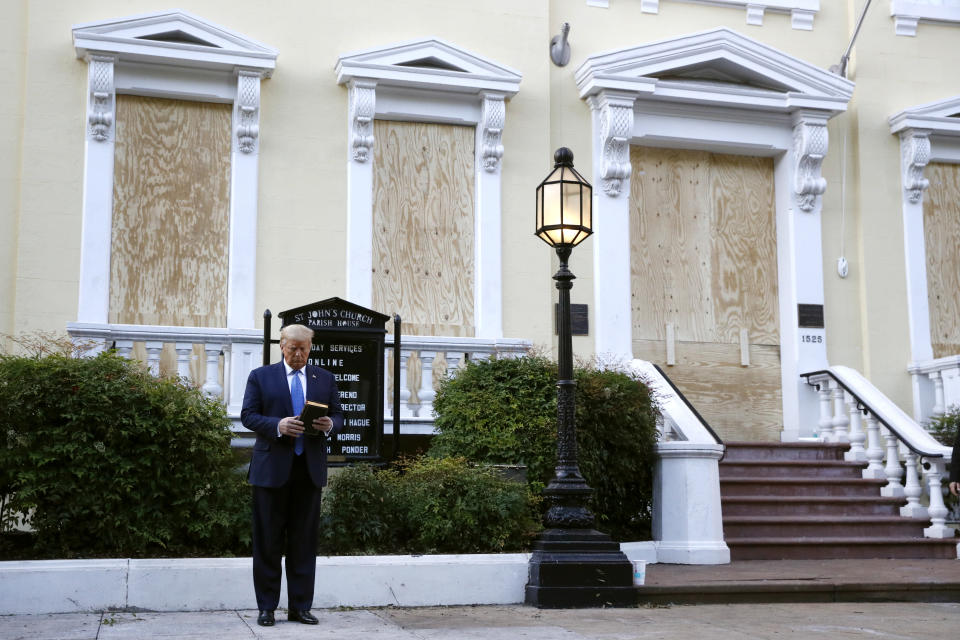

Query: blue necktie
left=291, top=371, right=304, bottom=456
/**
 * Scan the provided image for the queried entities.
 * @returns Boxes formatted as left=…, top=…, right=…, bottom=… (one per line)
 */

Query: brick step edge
left=723, top=516, right=931, bottom=524
left=725, top=536, right=959, bottom=546
left=721, top=461, right=867, bottom=469
left=720, top=477, right=887, bottom=485
left=722, top=496, right=906, bottom=504
left=636, top=582, right=960, bottom=605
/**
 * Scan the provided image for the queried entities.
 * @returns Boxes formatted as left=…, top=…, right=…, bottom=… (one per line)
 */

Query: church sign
left=278, top=298, right=390, bottom=463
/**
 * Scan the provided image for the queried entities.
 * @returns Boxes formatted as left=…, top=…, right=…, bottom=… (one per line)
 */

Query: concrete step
left=723, top=442, right=850, bottom=462
left=725, top=537, right=959, bottom=561
left=720, top=460, right=866, bottom=479
left=639, top=558, right=960, bottom=604
left=720, top=477, right=888, bottom=497
left=721, top=496, right=907, bottom=517
left=723, top=516, right=929, bottom=539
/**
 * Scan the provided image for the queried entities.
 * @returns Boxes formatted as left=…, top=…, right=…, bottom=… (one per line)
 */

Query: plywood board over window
left=110, top=95, right=231, bottom=328
left=110, top=95, right=231, bottom=382
left=372, top=120, right=475, bottom=338
left=630, top=146, right=780, bottom=441
left=924, top=162, right=960, bottom=359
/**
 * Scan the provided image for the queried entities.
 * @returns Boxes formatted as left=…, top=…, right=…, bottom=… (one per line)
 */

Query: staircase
left=721, top=442, right=958, bottom=560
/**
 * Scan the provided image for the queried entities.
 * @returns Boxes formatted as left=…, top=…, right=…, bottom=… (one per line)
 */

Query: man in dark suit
left=241, top=323, right=343, bottom=627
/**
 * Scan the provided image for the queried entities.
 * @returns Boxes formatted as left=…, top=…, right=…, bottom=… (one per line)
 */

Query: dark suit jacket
left=241, top=362, right=343, bottom=488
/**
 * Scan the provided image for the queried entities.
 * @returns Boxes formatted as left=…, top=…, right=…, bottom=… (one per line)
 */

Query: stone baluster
left=817, top=381, right=834, bottom=441
left=862, top=413, right=886, bottom=479
left=114, top=339, right=134, bottom=360
left=201, top=344, right=224, bottom=399
left=929, top=371, right=945, bottom=418
left=417, top=351, right=436, bottom=418
left=398, top=349, right=413, bottom=417
left=879, top=428, right=905, bottom=497
left=922, top=458, right=952, bottom=538
left=471, top=351, right=492, bottom=362
left=844, top=394, right=866, bottom=462
left=174, top=343, right=193, bottom=382
left=900, top=452, right=926, bottom=518
left=144, top=341, right=164, bottom=376
left=445, top=350, right=462, bottom=378
left=831, top=382, right=849, bottom=443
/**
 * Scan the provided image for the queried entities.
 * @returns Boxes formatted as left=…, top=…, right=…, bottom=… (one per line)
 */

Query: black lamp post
left=525, top=148, right=637, bottom=608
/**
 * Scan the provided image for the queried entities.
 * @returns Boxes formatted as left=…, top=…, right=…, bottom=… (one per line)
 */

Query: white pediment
left=336, top=38, right=521, bottom=96
left=575, top=27, right=852, bottom=114
left=72, top=10, right=277, bottom=75
left=889, top=95, right=960, bottom=136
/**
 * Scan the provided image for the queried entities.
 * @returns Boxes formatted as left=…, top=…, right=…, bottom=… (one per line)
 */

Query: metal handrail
left=653, top=363, right=723, bottom=446
left=801, top=367, right=945, bottom=459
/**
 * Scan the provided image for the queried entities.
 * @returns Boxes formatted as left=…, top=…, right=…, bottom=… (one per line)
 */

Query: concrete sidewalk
left=2, top=602, right=960, bottom=639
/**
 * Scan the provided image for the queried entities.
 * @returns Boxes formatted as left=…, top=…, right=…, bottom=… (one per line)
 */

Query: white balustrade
left=845, top=392, right=867, bottom=462
left=880, top=429, right=906, bottom=497
left=67, top=322, right=531, bottom=437
left=908, top=355, right=960, bottom=424
left=803, top=365, right=954, bottom=541
left=831, top=383, right=850, bottom=443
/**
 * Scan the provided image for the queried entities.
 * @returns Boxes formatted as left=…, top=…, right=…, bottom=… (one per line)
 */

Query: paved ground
left=2, top=602, right=960, bottom=640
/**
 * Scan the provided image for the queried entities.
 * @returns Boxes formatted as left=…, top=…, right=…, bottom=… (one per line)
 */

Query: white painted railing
left=66, top=322, right=531, bottom=437
left=384, top=335, right=531, bottom=434
left=908, top=355, right=960, bottom=424
left=803, top=365, right=954, bottom=539
left=631, top=359, right=730, bottom=564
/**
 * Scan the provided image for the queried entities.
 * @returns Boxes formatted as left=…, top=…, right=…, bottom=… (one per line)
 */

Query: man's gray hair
left=280, top=324, right=314, bottom=343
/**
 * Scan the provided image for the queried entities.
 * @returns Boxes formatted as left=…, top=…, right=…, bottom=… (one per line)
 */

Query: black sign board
left=555, top=303, right=589, bottom=336
left=278, top=298, right=390, bottom=463
left=798, top=304, right=825, bottom=329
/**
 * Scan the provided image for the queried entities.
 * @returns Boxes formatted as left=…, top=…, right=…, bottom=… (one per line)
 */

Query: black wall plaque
left=278, top=298, right=390, bottom=463
left=798, top=304, right=825, bottom=329
left=555, top=303, right=589, bottom=336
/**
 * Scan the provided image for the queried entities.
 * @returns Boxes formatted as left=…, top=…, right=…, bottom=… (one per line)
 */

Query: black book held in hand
left=298, top=401, right=328, bottom=436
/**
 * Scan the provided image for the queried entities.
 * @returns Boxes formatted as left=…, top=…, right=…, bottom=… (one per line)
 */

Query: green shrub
left=318, top=457, right=539, bottom=555
left=928, top=408, right=960, bottom=447
left=429, top=355, right=558, bottom=493
left=0, top=351, right=250, bottom=558
left=317, top=463, right=405, bottom=555
left=429, top=355, right=659, bottom=541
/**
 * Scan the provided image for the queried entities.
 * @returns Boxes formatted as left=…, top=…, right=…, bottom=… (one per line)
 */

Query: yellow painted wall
left=4, top=0, right=959, bottom=414
left=0, top=0, right=28, bottom=346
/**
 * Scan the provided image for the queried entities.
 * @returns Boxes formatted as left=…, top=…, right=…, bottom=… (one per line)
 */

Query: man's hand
left=950, top=481, right=959, bottom=497
left=278, top=416, right=305, bottom=437
left=313, top=416, right=334, bottom=435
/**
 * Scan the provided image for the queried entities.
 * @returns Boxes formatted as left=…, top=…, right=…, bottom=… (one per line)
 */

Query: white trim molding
left=576, top=27, right=853, bottom=441
left=890, top=0, right=960, bottom=37
left=335, top=39, right=522, bottom=339
left=72, top=10, right=277, bottom=331
left=640, top=0, right=819, bottom=30
left=889, top=95, right=960, bottom=416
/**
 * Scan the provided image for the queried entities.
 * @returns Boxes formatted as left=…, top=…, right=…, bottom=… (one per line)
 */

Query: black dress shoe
left=288, top=609, right=319, bottom=625
left=257, top=610, right=275, bottom=626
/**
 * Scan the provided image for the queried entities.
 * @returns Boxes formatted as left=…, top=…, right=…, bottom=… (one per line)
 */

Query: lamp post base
left=524, top=528, right=639, bottom=608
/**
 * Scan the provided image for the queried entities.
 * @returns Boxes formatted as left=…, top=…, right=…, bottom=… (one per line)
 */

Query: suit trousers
left=251, top=454, right=322, bottom=611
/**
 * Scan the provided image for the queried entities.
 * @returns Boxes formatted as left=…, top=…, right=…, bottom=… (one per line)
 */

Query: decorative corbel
left=348, top=80, right=377, bottom=163
left=479, top=93, right=505, bottom=173
left=86, top=55, right=115, bottom=143
left=235, top=70, right=261, bottom=154
left=792, top=117, right=828, bottom=212
left=590, top=93, right=635, bottom=197
left=900, top=130, right=931, bottom=204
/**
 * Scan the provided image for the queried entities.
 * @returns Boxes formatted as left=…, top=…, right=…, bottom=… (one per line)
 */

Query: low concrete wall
left=1, top=544, right=657, bottom=614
